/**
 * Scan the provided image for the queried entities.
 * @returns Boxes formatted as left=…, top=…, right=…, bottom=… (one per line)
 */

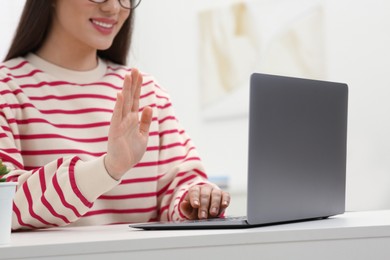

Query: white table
left=1, top=210, right=390, bottom=260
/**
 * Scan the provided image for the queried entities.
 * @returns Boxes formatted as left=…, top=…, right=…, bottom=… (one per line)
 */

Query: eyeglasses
left=88, top=0, right=142, bottom=10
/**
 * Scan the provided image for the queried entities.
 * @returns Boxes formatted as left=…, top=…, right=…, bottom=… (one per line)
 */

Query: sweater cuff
left=74, top=155, right=120, bottom=202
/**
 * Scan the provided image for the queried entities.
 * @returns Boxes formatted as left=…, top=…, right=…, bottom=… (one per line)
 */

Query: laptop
left=130, top=73, right=348, bottom=230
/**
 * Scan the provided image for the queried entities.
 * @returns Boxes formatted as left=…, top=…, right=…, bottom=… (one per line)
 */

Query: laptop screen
left=247, top=73, right=348, bottom=225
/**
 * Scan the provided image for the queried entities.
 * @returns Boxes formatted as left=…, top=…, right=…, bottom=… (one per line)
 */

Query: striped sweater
left=0, top=53, right=208, bottom=230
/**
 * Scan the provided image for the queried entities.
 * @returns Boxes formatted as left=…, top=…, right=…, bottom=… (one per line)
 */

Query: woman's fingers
left=122, top=74, right=133, bottom=118
left=139, top=106, right=153, bottom=136
left=122, top=69, right=142, bottom=117
left=184, top=184, right=231, bottom=219
left=111, top=92, right=124, bottom=128
left=130, top=69, right=139, bottom=107
left=132, top=70, right=143, bottom=113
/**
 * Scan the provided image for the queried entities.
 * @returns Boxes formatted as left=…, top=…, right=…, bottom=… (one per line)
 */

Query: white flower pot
left=0, top=182, right=17, bottom=245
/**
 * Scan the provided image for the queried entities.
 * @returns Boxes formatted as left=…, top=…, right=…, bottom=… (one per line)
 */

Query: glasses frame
left=88, top=0, right=142, bottom=10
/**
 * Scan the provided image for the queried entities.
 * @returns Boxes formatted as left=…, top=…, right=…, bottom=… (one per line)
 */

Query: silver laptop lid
left=247, top=73, right=348, bottom=225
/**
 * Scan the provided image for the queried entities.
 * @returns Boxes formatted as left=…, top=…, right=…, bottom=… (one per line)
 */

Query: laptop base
left=129, top=216, right=331, bottom=230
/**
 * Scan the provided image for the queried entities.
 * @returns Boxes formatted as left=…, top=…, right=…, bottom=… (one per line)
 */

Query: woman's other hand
left=180, top=184, right=231, bottom=220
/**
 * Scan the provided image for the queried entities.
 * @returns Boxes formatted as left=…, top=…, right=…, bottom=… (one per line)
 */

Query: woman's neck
left=36, top=48, right=98, bottom=72
left=36, top=31, right=99, bottom=71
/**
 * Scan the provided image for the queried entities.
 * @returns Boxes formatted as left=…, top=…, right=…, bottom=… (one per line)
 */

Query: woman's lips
left=90, top=18, right=116, bottom=35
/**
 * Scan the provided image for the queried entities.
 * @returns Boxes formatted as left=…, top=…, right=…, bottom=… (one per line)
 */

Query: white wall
left=0, top=1, right=24, bottom=60
left=2, top=0, right=390, bottom=212
left=133, top=0, right=390, bottom=212
left=323, top=0, right=390, bottom=211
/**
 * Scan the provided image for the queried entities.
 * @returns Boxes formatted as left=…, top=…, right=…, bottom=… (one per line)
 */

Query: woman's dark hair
left=4, top=0, right=134, bottom=65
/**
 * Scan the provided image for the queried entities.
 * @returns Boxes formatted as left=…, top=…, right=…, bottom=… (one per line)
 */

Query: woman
left=0, top=0, right=230, bottom=230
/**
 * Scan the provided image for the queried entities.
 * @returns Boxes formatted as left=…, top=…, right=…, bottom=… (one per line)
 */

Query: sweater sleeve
left=151, top=86, right=212, bottom=221
left=0, top=75, right=119, bottom=230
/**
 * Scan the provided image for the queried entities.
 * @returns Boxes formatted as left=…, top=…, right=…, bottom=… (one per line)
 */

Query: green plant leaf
left=0, top=159, right=10, bottom=180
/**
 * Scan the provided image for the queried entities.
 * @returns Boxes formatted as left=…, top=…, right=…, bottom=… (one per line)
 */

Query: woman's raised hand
left=105, top=69, right=153, bottom=180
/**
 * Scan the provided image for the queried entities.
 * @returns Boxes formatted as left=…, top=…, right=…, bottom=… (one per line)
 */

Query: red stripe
left=29, top=93, right=116, bottom=101
left=5, top=100, right=162, bottom=114
left=102, top=174, right=190, bottom=200
left=156, top=171, right=192, bottom=198
left=99, top=191, right=157, bottom=200
left=159, top=205, right=169, bottom=219
left=22, top=181, right=58, bottom=226
left=4, top=149, right=200, bottom=170
left=68, top=157, right=93, bottom=208
left=158, top=102, right=172, bottom=110
left=146, top=138, right=191, bottom=151
left=140, top=90, right=155, bottom=100
left=2, top=103, right=152, bottom=118
left=0, top=148, right=20, bottom=154
left=120, top=175, right=162, bottom=184
left=17, top=134, right=108, bottom=143
left=158, top=116, right=176, bottom=124
left=12, top=203, right=37, bottom=229
left=57, top=158, right=64, bottom=167
left=38, top=167, right=46, bottom=194
left=159, top=129, right=181, bottom=137
left=155, top=94, right=169, bottom=101
left=15, top=118, right=110, bottom=129
left=138, top=89, right=169, bottom=101
left=20, top=81, right=121, bottom=90
left=149, top=131, right=159, bottom=137
left=38, top=108, right=113, bottom=115
left=0, top=60, right=28, bottom=70
left=0, top=126, right=11, bottom=133
left=12, top=69, right=42, bottom=79
left=101, top=170, right=194, bottom=199
left=22, top=149, right=105, bottom=157
left=159, top=129, right=186, bottom=138
left=0, top=104, right=9, bottom=111
left=24, top=166, right=39, bottom=171
left=170, top=205, right=177, bottom=220
left=176, top=175, right=199, bottom=190
left=193, top=169, right=208, bottom=179
left=6, top=175, right=19, bottom=182
left=40, top=162, right=71, bottom=224
left=21, top=81, right=71, bottom=89
left=4, top=103, right=34, bottom=110
left=142, top=79, right=153, bottom=85
left=0, top=152, right=24, bottom=169
left=0, top=89, right=19, bottom=95
left=136, top=147, right=199, bottom=167
left=52, top=173, right=82, bottom=218
left=142, top=80, right=155, bottom=87
left=41, top=195, right=71, bottom=224
left=146, top=146, right=159, bottom=151
left=157, top=182, right=171, bottom=198
left=84, top=206, right=157, bottom=217
left=0, top=77, right=12, bottom=83
left=135, top=156, right=201, bottom=168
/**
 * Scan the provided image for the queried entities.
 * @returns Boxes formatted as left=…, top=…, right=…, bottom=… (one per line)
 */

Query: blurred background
left=1, top=0, right=389, bottom=216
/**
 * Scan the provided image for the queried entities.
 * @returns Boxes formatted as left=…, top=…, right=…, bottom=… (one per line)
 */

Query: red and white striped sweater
left=0, top=53, right=208, bottom=230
